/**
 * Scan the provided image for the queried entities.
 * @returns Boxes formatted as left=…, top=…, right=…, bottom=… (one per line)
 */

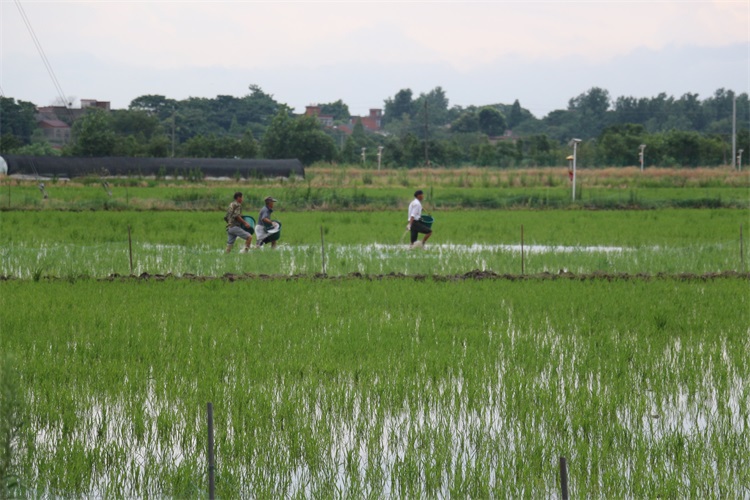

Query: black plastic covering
left=2, top=155, right=304, bottom=179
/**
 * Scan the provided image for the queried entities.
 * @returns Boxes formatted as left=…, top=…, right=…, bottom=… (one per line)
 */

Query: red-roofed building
left=305, top=105, right=334, bottom=127
left=38, top=119, right=71, bottom=144
left=353, top=109, right=382, bottom=132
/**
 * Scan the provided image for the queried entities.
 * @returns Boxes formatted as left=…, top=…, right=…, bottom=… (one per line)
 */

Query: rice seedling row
left=1, top=278, right=747, bottom=497
left=1, top=209, right=747, bottom=278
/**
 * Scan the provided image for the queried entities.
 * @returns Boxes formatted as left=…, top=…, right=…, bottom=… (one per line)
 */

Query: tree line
left=1, top=85, right=747, bottom=168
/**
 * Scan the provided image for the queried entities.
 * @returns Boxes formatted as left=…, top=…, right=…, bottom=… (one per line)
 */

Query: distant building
left=35, top=98, right=110, bottom=144
left=37, top=99, right=111, bottom=124
left=351, top=109, right=382, bottom=132
left=305, top=105, right=334, bottom=127
left=38, top=119, right=71, bottom=145
left=488, top=129, right=520, bottom=144
left=80, top=99, right=111, bottom=111
left=305, top=105, right=384, bottom=134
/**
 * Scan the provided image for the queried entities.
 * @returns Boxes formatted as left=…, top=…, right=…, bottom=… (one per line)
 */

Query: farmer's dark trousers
left=410, top=220, right=432, bottom=244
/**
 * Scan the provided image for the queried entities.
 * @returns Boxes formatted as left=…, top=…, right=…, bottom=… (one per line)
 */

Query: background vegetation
left=2, top=86, right=748, bottom=168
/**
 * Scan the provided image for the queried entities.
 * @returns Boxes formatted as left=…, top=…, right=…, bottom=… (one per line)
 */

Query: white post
left=377, top=146, right=383, bottom=171
left=361, top=147, right=366, bottom=166
left=572, top=143, right=577, bottom=201
left=570, top=139, right=581, bottom=201
left=739, top=149, right=744, bottom=171
left=639, top=144, right=646, bottom=172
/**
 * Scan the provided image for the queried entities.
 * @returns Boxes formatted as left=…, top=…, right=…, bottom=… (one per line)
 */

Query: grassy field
left=2, top=166, right=749, bottom=210
left=1, top=167, right=748, bottom=497
left=1, top=278, right=748, bottom=497
left=0, top=209, right=747, bottom=278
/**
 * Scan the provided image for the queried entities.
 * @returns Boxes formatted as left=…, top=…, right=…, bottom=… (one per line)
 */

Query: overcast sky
left=1, top=0, right=748, bottom=118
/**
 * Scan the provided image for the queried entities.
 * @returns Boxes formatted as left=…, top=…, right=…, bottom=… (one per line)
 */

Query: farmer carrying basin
left=241, top=216, right=256, bottom=234
left=264, top=220, right=282, bottom=243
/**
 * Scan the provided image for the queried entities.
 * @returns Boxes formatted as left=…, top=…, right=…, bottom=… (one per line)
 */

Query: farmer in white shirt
left=407, top=189, right=432, bottom=248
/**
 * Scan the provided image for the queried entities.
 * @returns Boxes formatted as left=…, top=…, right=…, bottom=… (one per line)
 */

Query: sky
left=1, top=0, right=748, bottom=118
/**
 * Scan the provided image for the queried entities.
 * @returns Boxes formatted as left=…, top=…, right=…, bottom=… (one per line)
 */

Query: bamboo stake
left=207, top=402, right=215, bottom=500
left=521, top=224, right=524, bottom=274
left=128, top=225, right=134, bottom=275
left=560, top=456, right=569, bottom=500
left=741, top=224, right=745, bottom=272
left=320, top=226, right=327, bottom=276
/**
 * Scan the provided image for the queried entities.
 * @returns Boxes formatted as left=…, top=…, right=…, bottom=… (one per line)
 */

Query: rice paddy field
left=1, top=167, right=749, bottom=497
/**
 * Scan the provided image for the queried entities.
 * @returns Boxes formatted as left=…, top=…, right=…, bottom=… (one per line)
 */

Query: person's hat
left=265, top=196, right=278, bottom=203
left=414, top=190, right=424, bottom=197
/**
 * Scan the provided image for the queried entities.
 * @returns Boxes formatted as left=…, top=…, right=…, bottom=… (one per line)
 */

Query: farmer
left=407, top=189, right=432, bottom=248
left=225, top=191, right=253, bottom=253
left=255, top=196, right=279, bottom=248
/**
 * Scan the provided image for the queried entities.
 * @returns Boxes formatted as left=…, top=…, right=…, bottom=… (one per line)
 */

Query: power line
left=14, top=0, right=72, bottom=116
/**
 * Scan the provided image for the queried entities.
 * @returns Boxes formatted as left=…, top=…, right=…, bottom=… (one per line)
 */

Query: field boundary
left=3, top=270, right=747, bottom=282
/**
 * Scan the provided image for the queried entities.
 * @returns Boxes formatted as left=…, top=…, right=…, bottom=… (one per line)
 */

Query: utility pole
left=171, top=106, right=176, bottom=158
left=569, top=139, right=581, bottom=201
left=732, top=92, right=737, bottom=170
left=423, top=100, right=430, bottom=167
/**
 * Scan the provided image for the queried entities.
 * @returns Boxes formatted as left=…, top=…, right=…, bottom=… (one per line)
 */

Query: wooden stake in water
left=320, top=226, right=327, bottom=276
left=559, top=456, right=569, bottom=500
left=128, top=225, right=134, bottom=275
left=521, top=224, right=524, bottom=274
left=207, top=402, right=215, bottom=500
left=741, top=224, right=745, bottom=272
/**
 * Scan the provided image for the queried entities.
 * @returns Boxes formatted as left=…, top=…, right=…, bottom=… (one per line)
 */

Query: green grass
left=1, top=278, right=747, bottom=497
left=2, top=178, right=749, bottom=210
left=1, top=209, right=747, bottom=277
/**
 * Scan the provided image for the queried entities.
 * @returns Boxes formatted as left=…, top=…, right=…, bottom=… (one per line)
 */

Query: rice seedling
left=0, top=277, right=747, bottom=497
left=1, top=209, right=746, bottom=278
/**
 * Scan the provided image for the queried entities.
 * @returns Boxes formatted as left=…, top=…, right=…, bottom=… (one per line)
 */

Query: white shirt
left=408, top=198, right=422, bottom=222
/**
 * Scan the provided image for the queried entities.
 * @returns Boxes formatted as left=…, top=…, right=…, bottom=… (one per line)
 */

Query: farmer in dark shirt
left=225, top=192, right=253, bottom=253
left=255, top=196, right=279, bottom=248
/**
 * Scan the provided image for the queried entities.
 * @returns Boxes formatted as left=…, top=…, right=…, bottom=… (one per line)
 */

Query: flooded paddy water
left=1, top=277, right=747, bottom=497
left=0, top=240, right=741, bottom=279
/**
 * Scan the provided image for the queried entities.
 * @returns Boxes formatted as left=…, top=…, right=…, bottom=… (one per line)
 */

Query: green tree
left=68, top=109, right=117, bottom=156
left=262, top=111, right=335, bottom=165
left=6, top=141, right=61, bottom=156
left=597, top=124, right=647, bottom=166
left=340, top=120, right=376, bottom=163
left=496, top=140, right=520, bottom=167
left=128, top=94, right=177, bottom=121
left=508, top=99, right=524, bottom=129
left=0, top=97, right=37, bottom=146
left=568, top=87, right=612, bottom=138
left=111, top=109, right=162, bottom=139
left=658, top=130, right=724, bottom=167
left=471, top=142, right=497, bottom=166
left=478, top=107, right=507, bottom=136
left=147, top=134, right=171, bottom=157
left=237, top=130, right=259, bottom=159
left=413, top=87, right=451, bottom=139
left=0, top=135, right=23, bottom=153
left=451, top=111, right=479, bottom=133
left=320, top=100, right=351, bottom=120
left=383, top=88, right=414, bottom=125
